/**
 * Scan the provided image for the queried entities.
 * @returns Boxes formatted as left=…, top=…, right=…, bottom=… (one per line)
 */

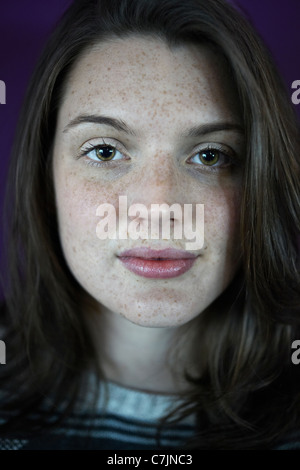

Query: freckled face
left=52, top=36, right=244, bottom=327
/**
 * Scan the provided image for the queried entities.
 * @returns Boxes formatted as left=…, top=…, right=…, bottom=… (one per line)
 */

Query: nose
left=130, top=149, right=186, bottom=202
left=125, top=151, right=189, bottom=239
left=129, top=150, right=185, bottom=207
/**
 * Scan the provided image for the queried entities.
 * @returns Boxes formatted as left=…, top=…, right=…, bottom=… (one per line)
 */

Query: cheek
left=203, top=184, right=241, bottom=267
left=205, top=188, right=240, bottom=237
left=53, top=167, right=121, bottom=254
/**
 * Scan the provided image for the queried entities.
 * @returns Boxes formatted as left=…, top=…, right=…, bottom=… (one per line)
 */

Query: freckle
left=88, top=80, right=91, bottom=84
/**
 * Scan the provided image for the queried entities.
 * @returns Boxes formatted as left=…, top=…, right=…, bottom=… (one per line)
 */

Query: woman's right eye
left=82, top=144, right=124, bottom=163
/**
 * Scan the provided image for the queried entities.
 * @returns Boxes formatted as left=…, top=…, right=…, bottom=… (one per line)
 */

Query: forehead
left=57, top=35, right=240, bottom=129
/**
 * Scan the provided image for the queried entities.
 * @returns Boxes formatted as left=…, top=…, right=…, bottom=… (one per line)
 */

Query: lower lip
left=118, top=257, right=196, bottom=279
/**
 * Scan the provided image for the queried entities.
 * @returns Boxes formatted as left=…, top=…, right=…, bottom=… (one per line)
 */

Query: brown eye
left=95, top=146, right=116, bottom=161
left=81, top=142, right=125, bottom=165
left=199, top=149, right=220, bottom=166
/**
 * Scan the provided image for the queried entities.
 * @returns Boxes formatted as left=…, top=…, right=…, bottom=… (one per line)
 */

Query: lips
left=117, top=247, right=197, bottom=279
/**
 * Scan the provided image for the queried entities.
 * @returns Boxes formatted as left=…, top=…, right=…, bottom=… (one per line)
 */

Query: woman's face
left=52, top=36, right=244, bottom=327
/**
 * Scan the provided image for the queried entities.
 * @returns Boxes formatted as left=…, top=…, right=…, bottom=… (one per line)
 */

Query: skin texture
left=52, top=36, right=245, bottom=392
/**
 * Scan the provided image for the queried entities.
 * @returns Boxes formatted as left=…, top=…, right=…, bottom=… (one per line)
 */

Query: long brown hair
left=1, top=0, right=300, bottom=448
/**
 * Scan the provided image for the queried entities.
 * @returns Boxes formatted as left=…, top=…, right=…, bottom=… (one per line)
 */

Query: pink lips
left=117, top=247, right=197, bottom=279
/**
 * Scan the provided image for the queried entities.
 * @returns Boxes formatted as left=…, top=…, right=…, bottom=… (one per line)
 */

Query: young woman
left=0, top=0, right=299, bottom=450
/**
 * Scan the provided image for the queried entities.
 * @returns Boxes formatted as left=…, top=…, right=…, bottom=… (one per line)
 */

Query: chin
left=118, top=307, right=201, bottom=328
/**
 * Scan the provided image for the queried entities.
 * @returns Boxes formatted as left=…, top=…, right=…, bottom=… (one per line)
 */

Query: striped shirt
left=0, top=381, right=196, bottom=450
left=1, top=381, right=299, bottom=450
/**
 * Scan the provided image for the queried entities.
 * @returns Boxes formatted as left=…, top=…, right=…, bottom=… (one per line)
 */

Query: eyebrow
left=63, top=114, right=244, bottom=137
left=184, top=122, right=244, bottom=138
left=63, top=115, right=136, bottom=135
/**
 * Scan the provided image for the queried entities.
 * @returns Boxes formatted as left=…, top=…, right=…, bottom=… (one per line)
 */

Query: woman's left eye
left=188, top=148, right=232, bottom=168
left=82, top=144, right=124, bottom=162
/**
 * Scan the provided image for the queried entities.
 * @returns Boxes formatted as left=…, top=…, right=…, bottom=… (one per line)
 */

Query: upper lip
left=117, top=247, right=198, bottom=260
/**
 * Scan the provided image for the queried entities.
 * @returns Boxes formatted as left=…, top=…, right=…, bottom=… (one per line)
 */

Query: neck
left=85, top=305, right=200, bottom=395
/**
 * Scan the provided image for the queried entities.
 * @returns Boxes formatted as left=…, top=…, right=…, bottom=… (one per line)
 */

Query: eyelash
left=78, top=139, right=127, bottom=167
left=187, top=144, right=235, bottom=172
left=78, top=140, right=236, bottom=171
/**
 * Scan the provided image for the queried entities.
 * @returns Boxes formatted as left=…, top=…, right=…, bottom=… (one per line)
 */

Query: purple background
left=0, top=0, right=299, bottom=297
